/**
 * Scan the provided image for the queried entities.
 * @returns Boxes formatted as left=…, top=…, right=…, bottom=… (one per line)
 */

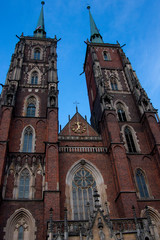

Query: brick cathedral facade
left=0, top=3, right=160, bottom=240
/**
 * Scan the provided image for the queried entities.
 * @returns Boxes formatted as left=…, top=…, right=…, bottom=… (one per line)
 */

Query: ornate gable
left=59, top=112, right=100, bottom=137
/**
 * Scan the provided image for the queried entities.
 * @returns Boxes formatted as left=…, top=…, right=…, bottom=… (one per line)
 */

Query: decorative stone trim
left=27, top=66, right=43, bottom=85
left=141, top=206, right=160, bottom=239
left=31, top=45, right=43, bottom=60
left=114, top=99, right=131, bottom=121
left=58, top=136, right=102, bottom=141
left=65, top=159, right=108, bottom=219
left=59, top=146, right=107, bottom=153
left=104, top=69, right=122, bottom=91
left=3, top=208, right=37, bottom=240
left=19, top=125, right=36, bottom=153
left=121, top=124, right=141, bottom=153
left=5, top=152, right=45, bottom=200
left=22, top=94, right=40, bottom=117
left=13, top=165, right=34, bottom=200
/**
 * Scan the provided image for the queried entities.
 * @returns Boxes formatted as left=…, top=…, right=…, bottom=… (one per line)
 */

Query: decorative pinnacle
left=87, top=5, right=91, bottom=10
left=41, top=1, right=45, bottom=5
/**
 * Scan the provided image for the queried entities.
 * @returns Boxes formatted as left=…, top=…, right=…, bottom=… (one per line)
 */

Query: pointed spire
left=34, top=1, right=46, bottom=38
left=87, top=6, right=103, bottom=44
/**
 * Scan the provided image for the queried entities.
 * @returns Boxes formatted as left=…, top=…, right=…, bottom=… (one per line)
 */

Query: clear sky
left=0, top=0, right=160, bottom=130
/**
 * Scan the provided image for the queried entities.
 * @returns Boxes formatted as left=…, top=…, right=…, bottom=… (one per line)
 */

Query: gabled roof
left=59, top=111, right=99, bottom=137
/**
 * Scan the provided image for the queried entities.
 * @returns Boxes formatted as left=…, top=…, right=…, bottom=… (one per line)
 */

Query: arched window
left=103, top=51, right=111, bottom=61
left=4, top=208, right=37, bottom=240
left=117, top=103, right=127, bottom=121
left=18, top=169, right=30, bottom=199
left=31, top=71, right=38, bottom=85
left=111, top=79, right=118, bottom=90
left=22, top=127, right=33, bottom=152
left=124, top=126, right=136, bottom=152
left=136, top=169, right=149, bottom=198
left=27, top=103, right=36, bottom=117
left=18, top=226, right=24, bottom=240
left=72, top=168, right=97, bottom=220
left=34, top=48, right=40, bottom=60
left=26, top=97, right=36, bottom=117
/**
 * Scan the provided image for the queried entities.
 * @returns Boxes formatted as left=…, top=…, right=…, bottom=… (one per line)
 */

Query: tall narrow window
left=136, top=169, right=149, bottom=198
left=72, top=168, right=96, bottom=220
left=26, top=97, right=36, bottom=117
left=34, top=49, right=40, bottom=60
left=111, top=79, right=118, bottom=90
left=124, top=126, right=136, bottom=153
left=117, top=103, right=127, bottom=121
left=23, top=127, right=33, bottom=152
left=31, top=71, right=38, bottom=85
left=18, top=169, right=30, bottom=199
left=18, top=226, right=24, bottom=240
left=27, top=103, right=36, bottom=117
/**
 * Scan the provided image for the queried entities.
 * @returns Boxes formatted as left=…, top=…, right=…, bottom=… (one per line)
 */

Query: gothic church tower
left=84, top=3, right=160, bottom=228
left=0, top=2, right=60, bottom=239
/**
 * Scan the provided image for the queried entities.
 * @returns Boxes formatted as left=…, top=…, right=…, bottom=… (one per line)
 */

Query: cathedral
left=1, top=2, right=160, bottom=240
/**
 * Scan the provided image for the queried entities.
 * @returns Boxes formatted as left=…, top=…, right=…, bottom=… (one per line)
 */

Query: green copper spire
left=87, top=6, right=103, bottom=44
left=34, top=1, right=46, bottom=38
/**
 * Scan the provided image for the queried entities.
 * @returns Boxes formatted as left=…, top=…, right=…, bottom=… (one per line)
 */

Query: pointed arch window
left=31, top=71, right=38, bottom=85
left=26, top=97, right=36, bottom=117
left=22, top=127, right=33, bottom=152
left=18, top=169, right=30, bottom=199
left=124, top=126, right=136, bottom=153
left=34, top=48, right=40, bottom=60
left=111, top=79, right=118, bottom=90
left=117, top=103, right=127, bottom=121
left=136, top=169, right=149, bottom=198
left=27, top=103, right=35, bottom=117
left=4, top=208, right=36, bottom=240
left=72, top=168, right=96, bottom=220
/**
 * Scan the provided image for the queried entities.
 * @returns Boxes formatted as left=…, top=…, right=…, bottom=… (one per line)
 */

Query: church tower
left=84, top=4, right=160, bottom=222
left=0, top=2, right=60, bottom=239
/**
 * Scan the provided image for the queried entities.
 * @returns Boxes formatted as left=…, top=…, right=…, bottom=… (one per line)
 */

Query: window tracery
left=18, top=169, right=30, bottom=199
left=26, top=97, right=36, bottom=117
left=66, top=160, right=108, bottom=220
left=23, top=95, right=39, bottom=117
left=31, top=71, right=38, bottom=85
left=4, top=208, right=37, bottom=240
left=72, top=168, right=97, bottom=220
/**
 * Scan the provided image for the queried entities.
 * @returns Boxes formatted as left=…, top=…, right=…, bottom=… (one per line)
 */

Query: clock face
left=71, top=121, right=86, bottom=134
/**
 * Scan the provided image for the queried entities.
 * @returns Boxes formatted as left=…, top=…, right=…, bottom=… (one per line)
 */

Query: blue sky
left=0, top=0, right=160, bottom=129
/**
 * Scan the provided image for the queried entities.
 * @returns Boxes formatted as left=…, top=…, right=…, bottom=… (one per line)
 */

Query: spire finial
left=34, top=1, right=46, bottom=38
left=87, top=7, right=103, bottom=44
